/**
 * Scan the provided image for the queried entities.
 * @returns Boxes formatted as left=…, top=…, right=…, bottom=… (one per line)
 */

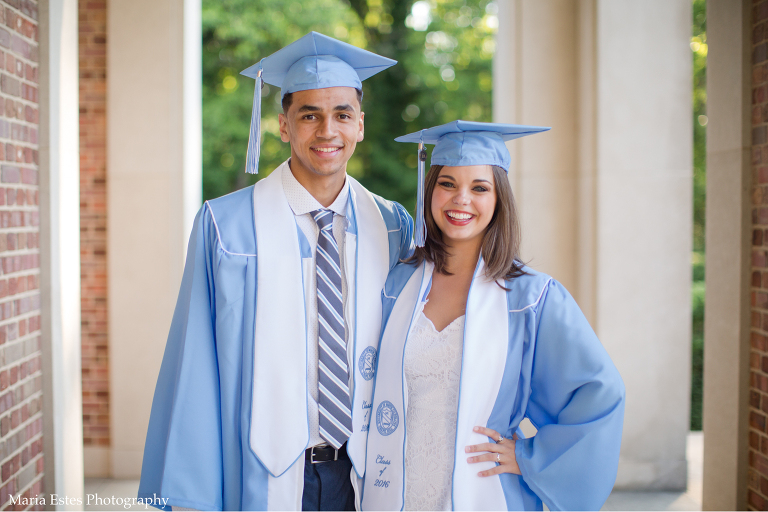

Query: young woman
left=361, top=121, right=625, bottom=511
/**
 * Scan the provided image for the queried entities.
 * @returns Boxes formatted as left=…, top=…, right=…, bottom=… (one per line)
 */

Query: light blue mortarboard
left=396, top=120, right=550, bottom=246
left=240, top=32, right=397, bottom=174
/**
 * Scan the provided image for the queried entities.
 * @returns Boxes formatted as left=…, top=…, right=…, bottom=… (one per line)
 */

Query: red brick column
left=0, top=0, right=43, bottom=509
left=78, top=0, right=108, bottom=451
left=751, top=1, right=768, bottom=509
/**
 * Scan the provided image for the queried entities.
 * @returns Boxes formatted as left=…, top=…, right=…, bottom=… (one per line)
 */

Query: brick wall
left=751, top=1, right=768, bottom=509
left=0, top=0, right=43, bottom=509
left=78, top=0, right=108, bottom=450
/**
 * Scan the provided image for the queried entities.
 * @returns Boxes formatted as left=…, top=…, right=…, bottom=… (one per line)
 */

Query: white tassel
left=415, top=136, right=427, bottom=247
left=245, top=65, right=263, bottom=174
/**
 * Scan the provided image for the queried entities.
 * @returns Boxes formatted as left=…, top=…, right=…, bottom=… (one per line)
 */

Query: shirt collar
left=282, top=163, right=349, bottom=217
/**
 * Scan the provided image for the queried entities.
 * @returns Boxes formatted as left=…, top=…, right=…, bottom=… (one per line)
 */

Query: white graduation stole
left=362, top=259, right=510, bottom=511
left=345, top=178, right=390, bottom=475
left=250, top=162, right=389, bottom=507
left=251, top=165, right=308, bottom=480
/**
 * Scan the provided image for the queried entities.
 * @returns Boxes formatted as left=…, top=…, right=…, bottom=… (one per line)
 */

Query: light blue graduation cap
left=396, top=120, right=550, bottom=246
left=240, top=32, right=397, bottom=174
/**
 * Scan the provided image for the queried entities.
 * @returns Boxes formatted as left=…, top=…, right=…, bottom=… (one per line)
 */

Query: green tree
left=690, top=0, right=706, bottom=431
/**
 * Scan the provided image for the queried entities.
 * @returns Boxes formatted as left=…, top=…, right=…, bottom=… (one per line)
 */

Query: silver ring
left=496, top=434, right=504, bottom=443
left=496, top=453, right=500, bottom=463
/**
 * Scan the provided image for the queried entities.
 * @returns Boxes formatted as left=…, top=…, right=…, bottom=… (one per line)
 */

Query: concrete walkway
left=602, top=432, right=702, bottom=511
left=82, top=432, right=704, bottom=511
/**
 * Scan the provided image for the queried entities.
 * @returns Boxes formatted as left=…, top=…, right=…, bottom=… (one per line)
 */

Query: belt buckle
left=310, top=445, right=338, bottom=464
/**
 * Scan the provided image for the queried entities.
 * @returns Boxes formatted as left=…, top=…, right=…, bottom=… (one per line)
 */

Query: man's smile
left=311, top=145, right=344, bottom=156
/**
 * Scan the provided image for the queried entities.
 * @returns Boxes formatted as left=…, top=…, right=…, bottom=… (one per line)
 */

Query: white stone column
left=493, top=0, right=580, bottom=295
left=595, top=1, right=693, bottom=490
left=39, top=0, right=84, bottom=506
left=494, top=0, right=693, bottom=490
left=106, top=0, right=202, bottom=478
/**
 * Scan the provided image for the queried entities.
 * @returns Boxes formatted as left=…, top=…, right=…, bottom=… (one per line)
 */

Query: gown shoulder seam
left=204, top=201, right=257, bottom=257
left=508, top=277, right=552, bottom=313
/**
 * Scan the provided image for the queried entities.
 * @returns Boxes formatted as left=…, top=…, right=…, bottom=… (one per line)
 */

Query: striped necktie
left=312, top=208, right=352, bottom=448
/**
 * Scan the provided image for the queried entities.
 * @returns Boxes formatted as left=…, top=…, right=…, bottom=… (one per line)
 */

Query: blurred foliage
left=202, top=0, right=496, bottom=210
left=690, top=0, right=706, bottom=432
left=692, top=0, right=707, bottom=254
left=691, top=251, right=705, bottom=431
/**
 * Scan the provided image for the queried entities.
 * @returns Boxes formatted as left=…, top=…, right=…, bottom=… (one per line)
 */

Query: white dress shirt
left=281, top=164, right=351, bottom=449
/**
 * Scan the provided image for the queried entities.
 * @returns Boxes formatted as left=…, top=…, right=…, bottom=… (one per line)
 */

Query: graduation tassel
left=415, top=133, right=427, bottom=247
left=245, top=63, right=264, bottom=174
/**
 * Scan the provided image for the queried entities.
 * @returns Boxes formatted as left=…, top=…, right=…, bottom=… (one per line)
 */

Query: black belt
left=305, top=443, right=348, bottom=464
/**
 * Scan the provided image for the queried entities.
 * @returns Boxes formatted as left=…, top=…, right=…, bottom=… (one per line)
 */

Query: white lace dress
left=403, top=312, right=465, bottom=511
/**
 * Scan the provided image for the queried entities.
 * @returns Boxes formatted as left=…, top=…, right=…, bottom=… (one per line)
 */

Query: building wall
left=702, top=0, right=752, bottom=508
left=0, top=0, right=43, bottom=507
left=78, top=0, right=108, bottom=469
left=749, top=0, right=768, bottom=508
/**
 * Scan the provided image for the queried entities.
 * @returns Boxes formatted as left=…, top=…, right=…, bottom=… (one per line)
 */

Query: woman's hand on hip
left=465, top=426, right=521, bottom=477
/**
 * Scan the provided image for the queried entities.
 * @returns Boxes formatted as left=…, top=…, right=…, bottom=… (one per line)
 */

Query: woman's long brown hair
left=407, top=164, right=527, bottom=282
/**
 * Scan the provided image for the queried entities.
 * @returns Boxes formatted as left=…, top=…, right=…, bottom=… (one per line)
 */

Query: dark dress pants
left=301, top=456, right=356, bottom=511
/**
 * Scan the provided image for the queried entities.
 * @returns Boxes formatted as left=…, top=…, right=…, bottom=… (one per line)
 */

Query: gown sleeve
left=138, top=205, right=225, bottom=511
left=515, top=280, right=625, bottom=511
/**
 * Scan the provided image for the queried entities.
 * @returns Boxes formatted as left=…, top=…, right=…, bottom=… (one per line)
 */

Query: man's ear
left=278, top=113, right=291, bottom=143
left=357, top=111, right=365, bottom=142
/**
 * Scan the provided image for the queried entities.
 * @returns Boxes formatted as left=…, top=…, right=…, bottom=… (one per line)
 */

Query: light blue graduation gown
left=138, top=162, right=413, bottom=511
left=362, top=260, right=625, bottom=511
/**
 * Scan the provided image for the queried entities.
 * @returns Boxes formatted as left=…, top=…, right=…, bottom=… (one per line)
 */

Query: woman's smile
left=444, top=209, right=476, bottom=225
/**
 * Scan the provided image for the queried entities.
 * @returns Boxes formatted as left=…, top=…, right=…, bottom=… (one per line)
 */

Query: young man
left=138, top=32, right=413, bottom=511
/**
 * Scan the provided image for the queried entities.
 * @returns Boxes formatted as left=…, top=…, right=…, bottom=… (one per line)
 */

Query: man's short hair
left=282, top=88, right=363, bottom=113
